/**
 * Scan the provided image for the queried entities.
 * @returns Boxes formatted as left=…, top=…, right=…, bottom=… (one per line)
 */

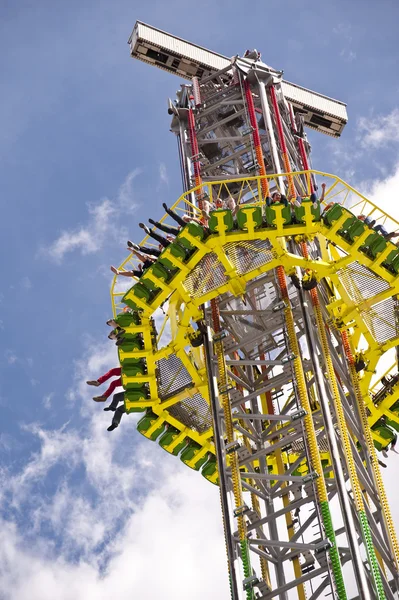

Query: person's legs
left=129, top=243, right=161, bottom=257
left=149, top=229, right=170, bottom=248
left=93, top=377, right=123, bottom=401
left=97, top=367, right=121, bottom=384
left=102, top=377, right=122, bottom=398
left=139, top=224, right=170, bottom=248
left=162, top=204, right=186, bottom=227
left=374, top=224, right=388, bottom=236
left=148, top=219, right=180, bottom=235
left=104, top=391, right=125, bottom=411
left=107, top=405, right=126, bottom=431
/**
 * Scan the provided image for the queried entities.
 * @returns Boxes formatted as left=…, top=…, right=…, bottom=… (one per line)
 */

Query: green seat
left=176, top=223, right=200, bottom=251
left=371, top=420, right=395, bottom=451
left=385, top=399, right=399, bottom=432
left=176, top=221, right=205, bottom=252
left=236, top=205, right=262, bottom=230
left=389, top=254, right=399, bottom=274
left=323, top=203, right=343, bottom=226
left=124, top=388, right=149, bottom=413
left=140, top=263, right=170, bottom=291
left=360, top=232, right=387, bottom=258
left=386, top=417, right=399, bottom=433
left=117, top=335, right=144, bottom=353
left=180, top=440, right=208, bottom=471
left=122, top=291, right=139, bottom=311
left=339, top=218, right=366, bottom=242
left=130, top=282, right=153, bottom=304
left=137, top=409, right=166, bottom=441
left=265, top=203, right=291, bottom=227
left=170, top=242, right=188, bottom=259
left=311, top=202, right=321, bottom=221
left=123, top=358, right=147, bottom=378
left=158, top=242, right=186, bottom=269
left=158, top=426, right=187, bottom=456
left=123, top=356, right=145, bottom=367
left=122, top=283, right=152, bottom=310
left=201, top=456, right=218, bottom=484
left=294, top=200, right=321, bottom=224
left=383, top=248, right=399, bottom=273
left=112, top=311, right=141, bottom=328
left=208, top=209, right=234, bottom=234
left=187, top=220, right=205, bottom=239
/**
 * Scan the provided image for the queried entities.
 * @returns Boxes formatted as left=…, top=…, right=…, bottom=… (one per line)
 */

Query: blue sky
left=1, top=1, right=399, bottom=598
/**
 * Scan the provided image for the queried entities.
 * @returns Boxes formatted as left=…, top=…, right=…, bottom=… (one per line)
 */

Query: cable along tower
left=111, top=21, right=399, bottom=599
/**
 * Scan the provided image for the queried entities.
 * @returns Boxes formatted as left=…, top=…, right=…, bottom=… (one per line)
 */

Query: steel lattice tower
left=109, top=21, right=399, bottom=599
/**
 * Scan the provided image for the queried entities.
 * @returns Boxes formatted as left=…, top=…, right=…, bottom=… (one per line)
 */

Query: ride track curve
left=108, top=170, right=399, bottom=476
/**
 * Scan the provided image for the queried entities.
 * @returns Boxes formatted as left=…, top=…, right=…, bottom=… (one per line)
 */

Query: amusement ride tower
left=110, top=21, right=399, bottom=599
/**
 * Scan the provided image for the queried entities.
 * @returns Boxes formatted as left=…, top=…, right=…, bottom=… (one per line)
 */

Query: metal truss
left=203, top=270, right=399, bottom=599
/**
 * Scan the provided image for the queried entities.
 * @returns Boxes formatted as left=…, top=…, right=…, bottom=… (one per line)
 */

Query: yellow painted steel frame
left=110, top=170, right=399, bottom=470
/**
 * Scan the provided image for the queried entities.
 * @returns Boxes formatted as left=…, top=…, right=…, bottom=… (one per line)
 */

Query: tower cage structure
left=108, top=21, right=399, bottom=599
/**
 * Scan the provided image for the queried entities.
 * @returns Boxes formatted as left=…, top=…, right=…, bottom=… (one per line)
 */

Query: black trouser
left=147, top=229, right=171, bottom=249
left=164, top=206, right=186, bottom=228
left=109, top=392, right=126, bottom=427
left=112, top=405, right=126, bottom=427
left=151, top=220, right=180, bottom=236
left=136, top=245, right=162, bottom=257
left=164, top=207, right=210, bottom=238
left=108, top=391, right=125, bottom=410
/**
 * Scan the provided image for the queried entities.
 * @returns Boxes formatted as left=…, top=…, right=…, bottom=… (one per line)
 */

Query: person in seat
left=127, top=240, right=163, bottom=257
left=110, top=250, right=156, bottom=279
left=266, top=191, right=289, bottom=207
left=358, top=215, right=399, bottom=240
left=294, top=182, right=326, bottom=209
left=212, top=198, right=226, bottom=210
left=225, top=196, right=238, bottom=215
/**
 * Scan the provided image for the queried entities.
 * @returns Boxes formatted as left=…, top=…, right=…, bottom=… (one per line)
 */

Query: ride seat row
left=323, top=204, right=399, bottom=272
left=112, top=310, right=155, bottom=411
left=136, top=410, right=218, bottom=484
left=122, top=202, right=322, bottom=312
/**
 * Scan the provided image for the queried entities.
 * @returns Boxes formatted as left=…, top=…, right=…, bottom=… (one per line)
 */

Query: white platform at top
left=128, top=21, right=348, bottom=137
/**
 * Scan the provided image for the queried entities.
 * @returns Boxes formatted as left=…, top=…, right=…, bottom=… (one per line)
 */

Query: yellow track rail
left=109, top=171, right=399, bottom=522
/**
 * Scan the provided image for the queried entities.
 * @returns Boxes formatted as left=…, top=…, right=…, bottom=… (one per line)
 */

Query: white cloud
left=358, top=108, right=399, bottom=149
left=4, top=350, right=17, bottom=365
left=41, top=169, right=141, bottom=263
left=0, top=338, right=228, bottom=600
left=42, top=392, right=54, bottom=409
left=159, top=162, right=169, bottom=186
left=0, top=466, right=227, bottom=600
left=360, top=160, right=399, bottom=221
